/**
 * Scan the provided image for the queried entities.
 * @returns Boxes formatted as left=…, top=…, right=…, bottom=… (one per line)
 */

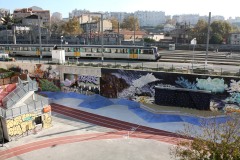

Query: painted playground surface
left=42, top=91, right=228, bottom=133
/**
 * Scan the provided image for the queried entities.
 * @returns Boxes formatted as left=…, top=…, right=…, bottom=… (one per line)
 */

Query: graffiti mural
left=101, top=69, right=240, bottom=112
left=6, top=64, right=61, bottom=91
left=61, top=74, right=100, bottom=94
left=6, top=112, right=52, bottom=141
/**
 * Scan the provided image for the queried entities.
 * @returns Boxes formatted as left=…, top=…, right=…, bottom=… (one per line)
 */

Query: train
left=0, top=44, right=161, bottom=61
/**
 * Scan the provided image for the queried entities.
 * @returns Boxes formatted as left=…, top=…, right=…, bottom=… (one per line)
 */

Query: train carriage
left=0, top=44, right=161, bottom=61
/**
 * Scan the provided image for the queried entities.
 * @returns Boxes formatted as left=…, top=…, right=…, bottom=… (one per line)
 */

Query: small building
left=0, top=76, right=51, bottom=142
left=228, top=33, right=240, bottom=45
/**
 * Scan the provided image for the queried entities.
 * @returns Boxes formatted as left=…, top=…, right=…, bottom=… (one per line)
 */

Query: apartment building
left=134, top=11, right=166, bottom=27
left=172, top=14, right=199, bottom=25
left=106, top=12, right=130, bottom=23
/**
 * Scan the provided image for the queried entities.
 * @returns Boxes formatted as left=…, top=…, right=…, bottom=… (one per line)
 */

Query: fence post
left=172, top=64, right=174, bottom=72
left=142, top=62, right=143, bottom=70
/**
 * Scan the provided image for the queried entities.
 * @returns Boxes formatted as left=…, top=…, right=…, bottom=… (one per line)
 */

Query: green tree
left=170, top=115, right=240, bottom=160
left=62, top=17, right=83, bottom=36
left=121, top=16, right=139, bottom=31
left=210, top=21, right=232, bottom=44
left=190, top=19, right=208, bottom=44
left=39, top=79, right=61, bottom=92
left=144, top=38, right=155, bottom=43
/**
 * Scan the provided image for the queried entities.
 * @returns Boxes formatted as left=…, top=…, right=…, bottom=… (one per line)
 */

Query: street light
left=190, top=38, right=197, bottom=71
left=61, top=36, right=63, bottom=50
left=100, top=13, right=104, bottom=61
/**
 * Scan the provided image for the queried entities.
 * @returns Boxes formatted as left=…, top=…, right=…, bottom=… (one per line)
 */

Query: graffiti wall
left=61, top=74, right=100, bottom=94
left=5, top=63, right=61, bottom=92
left=6, top=112, right=52, bottom=141
left=101, top=68, right=240, bottom=111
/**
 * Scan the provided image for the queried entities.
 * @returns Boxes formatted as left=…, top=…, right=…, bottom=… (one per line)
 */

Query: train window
left=142, top=49, right=151, bottom=54
left=114, top=49, right=118, bottom=53
left=105, top=48, right=111, bottom=53
left=80, top=48, right=85, bottom=52
left=23, top=47, right=29, bottom=51
left=85, top=48, right=91, bottom=52
left=92, top=48, right=97, bottom=53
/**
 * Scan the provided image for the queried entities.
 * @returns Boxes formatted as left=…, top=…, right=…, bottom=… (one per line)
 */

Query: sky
left=0, top=0, right=239, bottom=19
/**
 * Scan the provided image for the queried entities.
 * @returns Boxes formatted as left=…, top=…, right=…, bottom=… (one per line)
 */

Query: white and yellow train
left=0, top=44, right=161, bottom=61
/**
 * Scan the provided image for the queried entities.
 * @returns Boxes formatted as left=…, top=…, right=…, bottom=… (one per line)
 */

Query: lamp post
left=61, top=36, right=63, bottom=50
left=38, top=15, right=42, bottom=59
left=191, top=38, right=197, bottom=72
left=101, top=13, right=104, bottom=61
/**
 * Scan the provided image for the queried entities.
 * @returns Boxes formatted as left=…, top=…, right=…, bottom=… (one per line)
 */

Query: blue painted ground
left=40, top=91, right=228, bottom=126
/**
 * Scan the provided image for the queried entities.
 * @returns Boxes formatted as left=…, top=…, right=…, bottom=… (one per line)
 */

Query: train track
left=159, top=51, right=240, bottom=65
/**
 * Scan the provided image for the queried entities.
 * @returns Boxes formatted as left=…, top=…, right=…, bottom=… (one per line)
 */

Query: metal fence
left=13, top=57, right=240, bottom=77
left=2, top=81, right=38, bottom=108
left=0, top=94, right=49, bottom=119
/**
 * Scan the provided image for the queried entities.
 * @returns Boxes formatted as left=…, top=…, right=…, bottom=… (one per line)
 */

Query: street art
left=6, top=113, right=37, bottom=140
left=61, top=74, right=100, bottom=95
left=6, top=112, right=52, bottom=141
left=101, top=69, right=240, bottom=112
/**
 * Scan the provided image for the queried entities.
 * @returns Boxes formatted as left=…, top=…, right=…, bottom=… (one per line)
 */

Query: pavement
left=0, top=94, right=210, bottom=160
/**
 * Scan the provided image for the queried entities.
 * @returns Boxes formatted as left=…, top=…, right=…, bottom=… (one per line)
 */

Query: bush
left=170, top=115, right=240, bottom=160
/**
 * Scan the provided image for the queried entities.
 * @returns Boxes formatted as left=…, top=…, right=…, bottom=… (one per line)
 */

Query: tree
left=210, top=21, right=232, bottom=44
left=110, top=18, right=119, bottom=30
left=61, top=17, right=83, bottom=36
left=0, top=14, right=14, bottom=29
left=190, top=19, right=208, bottom=44
left=144, top=38, right=155, bottom=43
left=121, top=16, right=139, bottom=31
left=170, top=115, right=240, bottom=160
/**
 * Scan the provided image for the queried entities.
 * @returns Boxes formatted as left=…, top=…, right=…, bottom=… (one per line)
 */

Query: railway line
left=159, top=50, right=240, bottom=65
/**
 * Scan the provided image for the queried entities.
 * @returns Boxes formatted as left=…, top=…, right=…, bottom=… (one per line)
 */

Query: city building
left=13, top=8, right=50, bottom=25
left=228, top=33, right=240, bottom=45
left=172, top=14, right=199, bottom=25
left=69, top=9, right=90, bottom=18
left=81, top=19, right=112, bottom=33
left=134, top=11, right=166, bottom=27
left=106, top=12, right=130, bottom=23
left=51, top=12, right=62, bottom=22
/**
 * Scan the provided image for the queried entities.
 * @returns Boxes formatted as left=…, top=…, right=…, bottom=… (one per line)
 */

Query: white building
left=106, top=12, right=130, bottom=23
left=134, top=11, right=166, bottom=27
left=69, top=9, right=90, bottom=18
left=51, top=12, right=62, bottom=21
left=172, top=14, right=199, bottom=25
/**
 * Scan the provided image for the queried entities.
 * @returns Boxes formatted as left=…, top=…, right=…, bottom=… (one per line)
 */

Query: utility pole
left=118, top=22, right=120, bottom=45
left=133, top=16, right=136, bottom=45
left=38, top=15, right=42, bottom=59
left=205, top=12, right=211, bottom=65
left=101, top=13, right=104, bottom=61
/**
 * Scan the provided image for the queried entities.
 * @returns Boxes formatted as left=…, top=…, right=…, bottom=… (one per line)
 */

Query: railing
left=0, top=94, right=49, bottom=119
left=2, top=81, right=38, bottom=108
